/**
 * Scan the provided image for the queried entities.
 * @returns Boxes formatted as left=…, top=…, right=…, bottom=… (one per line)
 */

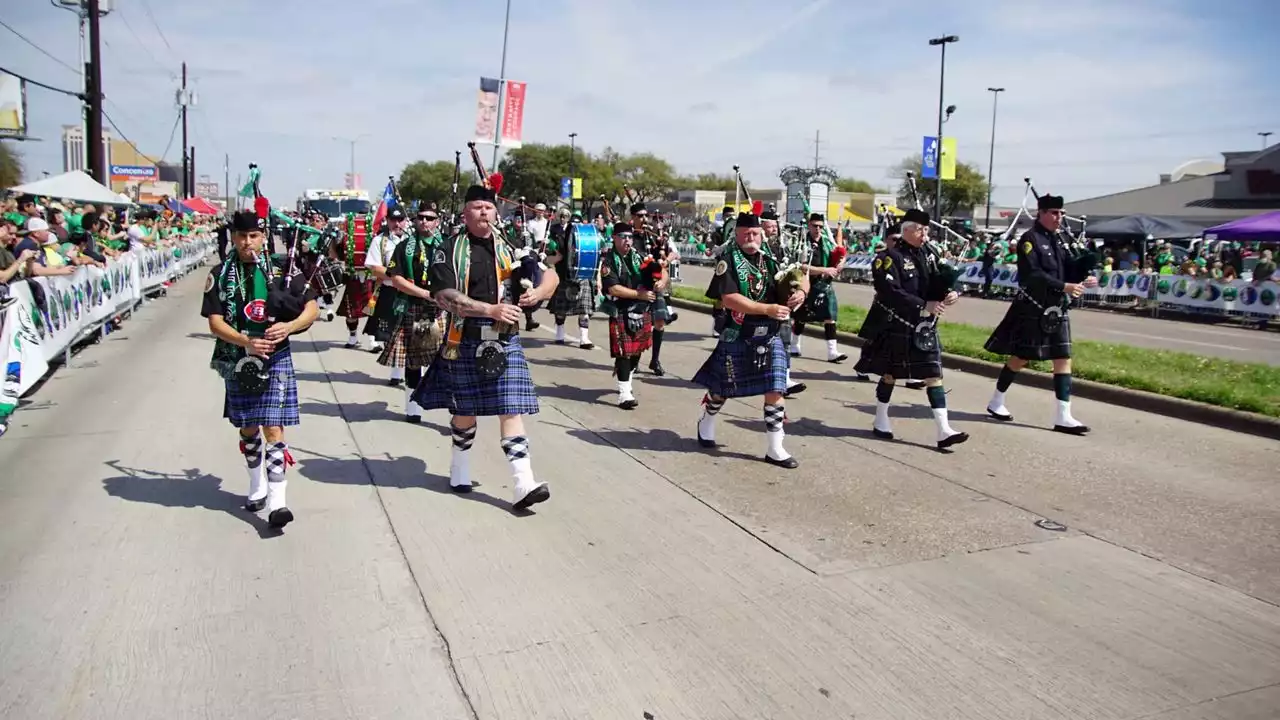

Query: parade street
left=1, top=270, right=1278, bottom=720
left=678, top=264, right=1280, bottom=366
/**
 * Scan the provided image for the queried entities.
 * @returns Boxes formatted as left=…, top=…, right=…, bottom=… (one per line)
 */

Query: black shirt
left=428, top=232, right=500, bottom=303
left=199, top=255, right=317, bottom=352
left=1016, top=222, right=1068, bottom=303
left=870, top=244, right=931, bottom=319
left=600, top=249, right=644, bottom=314
left=706, top=249, right=777, bottom=314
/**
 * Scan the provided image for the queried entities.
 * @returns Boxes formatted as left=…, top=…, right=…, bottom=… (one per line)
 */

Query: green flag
left=238, top=166, right=261, bottom=198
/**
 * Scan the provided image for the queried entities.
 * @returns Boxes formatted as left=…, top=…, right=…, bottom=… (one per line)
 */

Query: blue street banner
left=559, top=177, right=572, bottom=199
left=921, top=136, right=939, bottom=179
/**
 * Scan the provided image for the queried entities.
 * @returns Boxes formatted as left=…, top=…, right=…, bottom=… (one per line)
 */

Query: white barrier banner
left=0, top=237, right=211, bottom=422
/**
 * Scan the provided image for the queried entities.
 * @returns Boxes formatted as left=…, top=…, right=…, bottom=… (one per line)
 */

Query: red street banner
left=499, top=80, right=526, bottom=149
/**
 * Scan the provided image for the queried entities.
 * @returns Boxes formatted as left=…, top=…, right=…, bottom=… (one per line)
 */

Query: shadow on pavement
left=294, top=369, right=383, bottom=386
left=527, top=356, right=613, bottom=373
left=841, top=400, right=996, bottom=424
left=299, top=399, right=395, bottom=423
left=294, top=451, right=532, bottom=515
left=100, top=460, right=279, bottom=538
left=538, top=383, right=614, bottom=405
left=567, top=425, right=759, bottom=462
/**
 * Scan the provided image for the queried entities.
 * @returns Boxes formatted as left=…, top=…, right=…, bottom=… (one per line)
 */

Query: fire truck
left=298, top=188, right=372, bottom=224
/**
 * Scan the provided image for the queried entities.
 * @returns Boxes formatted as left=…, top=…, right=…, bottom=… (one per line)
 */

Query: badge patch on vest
left=432, top=248, right=446, bottom=265
left=873, top=257, right=882, bottom=270
left=1022, top=241, right=1032, bottom=255
left=244, top=299, right=267, bottom=323
left=714, top=260, right=728, bottom=276
left=601, top=264, right=611, bottom=277
left=203, top=273, right=215, bottom=293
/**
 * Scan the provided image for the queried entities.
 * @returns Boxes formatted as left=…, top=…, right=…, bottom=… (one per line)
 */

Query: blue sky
left=5, top=0, right=1278, bottom=207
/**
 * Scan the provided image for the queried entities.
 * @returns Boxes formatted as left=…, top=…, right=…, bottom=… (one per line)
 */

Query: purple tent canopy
left=1205, top=210, right=1280, bottom=241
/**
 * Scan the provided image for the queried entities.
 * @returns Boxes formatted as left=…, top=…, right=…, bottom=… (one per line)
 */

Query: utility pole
left=984, top=87, right=1005, bottom=229
left=813, top=129, right=821, bottom=171
left=1261, top=131, right=1274, bottom=149
left=180, top=62, right=189, bottom=198
left=189, top=145, right=196, bottom=198
left=84, top=0, right=104, bottom=183
left=568, top=132, right=577, bottom=212
left=224, top=152, right=230, bottom=213
left=491, top=0, right=513, bottom=171
left=929, top=34, right=959, bottom=221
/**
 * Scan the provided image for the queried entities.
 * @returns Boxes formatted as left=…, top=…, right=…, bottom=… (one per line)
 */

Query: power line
left=136, top=0, right=175, bottom=58
left=0, top=18, right=80, bottom=75
left=0, top=65, right=82, bottom=98
left=158, top=111, right=182, bottom=163
left=101, top=106, right=140, bottom=152
left=113, top=8, right=174, bottom=79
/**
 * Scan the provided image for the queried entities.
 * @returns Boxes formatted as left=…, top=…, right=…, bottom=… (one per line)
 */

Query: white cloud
left=5, top=0, right=1275, bottom=208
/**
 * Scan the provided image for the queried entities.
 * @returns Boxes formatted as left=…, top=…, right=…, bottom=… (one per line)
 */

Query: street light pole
left=1261, top=131, right=1274, bottom=149
left=985, top=87, right=1005, bottom=229
left=491, top=0, right=513, bottom=171
left=928, top=34, right=959, bottom=222
left=568, top=132, right=577, bottom=211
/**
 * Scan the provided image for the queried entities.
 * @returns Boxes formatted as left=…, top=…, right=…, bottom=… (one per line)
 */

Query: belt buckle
left=480, top=325, right=499, bottom=342
left=752, top=325, right=768, bottom=338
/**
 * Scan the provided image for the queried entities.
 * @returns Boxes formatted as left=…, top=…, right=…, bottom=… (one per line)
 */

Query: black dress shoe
left=829, top=353, right=849, bottom=363
left=938, top=432, right=970, bottom=449
left=405, top=414, right=421, bottom=424
left=620, top=399, right=638, bottom=410
left=513, top=484, right=550, bottom=511
left=450, top=483, right=473, bottom=494
left=987, top=408, right=1014, bottom=422
left=244, top=497, right=266, bottom=512
left=581, top=342, right=595, bottom=350
left=388, top=378, right=403, bottom=388
left=873, top=428, right=895, bottom=440
left=1053, top=424, right=1090, bottom=436
left=526, top=320, right=541, bottom=332
left=267, top=507, right=294, bottom=528
left=783, top=382, right=808, bottom=398
left=764, top=455, right=800, bottom=469
left=697, top=427, right=717, bottom=448
left=649, top=361, right=665, bottom=376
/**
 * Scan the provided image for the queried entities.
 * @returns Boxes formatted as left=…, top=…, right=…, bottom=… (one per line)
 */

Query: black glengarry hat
left=613, top=222, right=633, bottom=236
left=808, top=213, right=825, bottom=223
left=464, top=184, right=497, bottom=204
left=231, top=210, right=265, bottom=233
left=903, top=208, right=931, bottom=226
left=1037, top=194, right=1065, bottom=211
left=735, top=212, right=760, bottom=229
left=760, top=209, right=779, bottom=221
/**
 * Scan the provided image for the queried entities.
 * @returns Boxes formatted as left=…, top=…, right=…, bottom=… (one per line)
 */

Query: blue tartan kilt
left=411, top=320, right=540, bottom=417
left=692, top=333, right=789, bottom=398
left=223, top=349, right=300, bottom=428
left=984, top=297, right=1073, bottom=361
left=854, top=324, right=943, bottom=380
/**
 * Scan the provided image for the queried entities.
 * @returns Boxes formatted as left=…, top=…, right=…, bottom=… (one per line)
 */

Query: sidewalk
left=0, top=271, right=1277, bottom=720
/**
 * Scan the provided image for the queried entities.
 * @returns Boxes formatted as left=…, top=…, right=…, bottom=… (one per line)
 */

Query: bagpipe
left=270, top=209, right=345, bottom=295
left=903, top=171, right=963, bottom=303
left=465, top=142, right=543, bottom=305
left=1021, top=177, right=1098, bottom=284
left=727, top=166, right=806, bottom=304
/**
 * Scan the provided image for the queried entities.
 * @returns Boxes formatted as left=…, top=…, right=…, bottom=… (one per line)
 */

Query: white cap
left=25, top=218, right=49, bottom=233
left=534, top=203, right=547, bottom=211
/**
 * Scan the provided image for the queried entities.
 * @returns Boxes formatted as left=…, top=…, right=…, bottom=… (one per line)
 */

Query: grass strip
left=671, top=285, right=1280, bottom=418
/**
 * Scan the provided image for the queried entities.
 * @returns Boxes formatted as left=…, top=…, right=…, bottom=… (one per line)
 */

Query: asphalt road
left=677, top=264, right=1280, bottom=366
left=1, top=268, right=1278, bottom=719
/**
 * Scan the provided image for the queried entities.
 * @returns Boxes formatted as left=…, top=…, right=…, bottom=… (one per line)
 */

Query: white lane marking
left=1092, top=329, right=1252, bottom=352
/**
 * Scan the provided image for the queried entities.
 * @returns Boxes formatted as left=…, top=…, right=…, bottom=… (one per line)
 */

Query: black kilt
left=854, top=324, right=943, bottom=380
left=549, top=279, right=597, bottom=318
left=984, top=297, right=1073, bottom=361
left=794, top=278, right=838, bottom=323
left=362, top=284, right=399, bottom=341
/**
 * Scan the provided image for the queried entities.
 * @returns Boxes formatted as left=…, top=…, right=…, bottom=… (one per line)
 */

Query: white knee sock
left=450, top=424, right=475, bottom=488
left=265, top=441, right=289, bottom=511
left=764, top=403, right=790, bottom=460
left=240, top=433, right=267, bottom=501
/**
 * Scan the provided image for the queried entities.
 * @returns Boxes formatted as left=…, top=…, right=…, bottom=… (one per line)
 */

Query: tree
left=496, top=143, right=576, bottom=207
left=398, top=160, right=474, bottom=209
left=0, top=143, right=23, bottom=188
left=889, top=154, right=989, bottom=218
left=679, top=172, right=738, bottom=192
left=834, top=177, right=878, bottom=194
left=612, top=152, right=677, bottom=204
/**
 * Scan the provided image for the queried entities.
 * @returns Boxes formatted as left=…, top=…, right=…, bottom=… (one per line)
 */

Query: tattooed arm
left=433, top=288, right=492, bottom=318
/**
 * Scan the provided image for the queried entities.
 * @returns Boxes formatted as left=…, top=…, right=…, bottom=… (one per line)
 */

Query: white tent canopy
left=9, top=170, right=134, bottom=206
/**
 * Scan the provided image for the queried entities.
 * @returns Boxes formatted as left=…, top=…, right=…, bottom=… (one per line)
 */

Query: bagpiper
left=378, top=207, right=446, bottom=422
left=760, top=208, right=807, bottom=397
left=693, top=211, right=808, bottom=468
left=411, top=182, right=559, bottom=509
left=631, top=203, right=676, bottom=375
left=600, top=222, right=662, bottom=409
left=201, top=210, right=319, bottom=529
left=709, top=204, right=735, bottom=337
left=545, top=210, right=598, bottom=349
left=791, top=213, right=849, bottom=363
left=363, top=208, right=410, bottom=382
left=983, top=193, right=1098, bottom=434
left=854, top=209, right=968, bottom=448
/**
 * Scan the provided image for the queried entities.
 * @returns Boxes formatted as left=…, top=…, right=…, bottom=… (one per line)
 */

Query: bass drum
left=345, top=213, right=371, bottom=270
left=567, top=223, right=602, bottom=282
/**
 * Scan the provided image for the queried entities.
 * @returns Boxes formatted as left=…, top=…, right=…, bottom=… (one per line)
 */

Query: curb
left=667, top=297, right=1280, bottom=441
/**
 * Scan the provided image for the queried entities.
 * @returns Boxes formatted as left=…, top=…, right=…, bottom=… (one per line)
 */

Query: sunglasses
left=418, top=215, right=438, bottom=221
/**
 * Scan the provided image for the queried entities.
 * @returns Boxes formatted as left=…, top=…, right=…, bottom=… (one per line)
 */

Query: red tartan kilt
left=609, top=313, right=653, bottom=358
left=338, top=278, right=374, bottom=319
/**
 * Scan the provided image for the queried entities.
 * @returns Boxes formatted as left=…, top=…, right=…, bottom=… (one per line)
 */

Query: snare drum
left=315, top=257, right=346, bottom=294
left=568, top=223, right=602, bottom=282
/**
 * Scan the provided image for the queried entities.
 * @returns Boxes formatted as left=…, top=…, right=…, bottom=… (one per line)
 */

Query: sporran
left=913, top=320, right=939, bottom=353
left=1040, top=306, right=1064, bottom=334
left=233, top=355, right=271, bottom=395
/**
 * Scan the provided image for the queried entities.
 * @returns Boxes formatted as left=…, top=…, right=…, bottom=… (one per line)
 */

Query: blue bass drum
left=569, top=222, right=602, bottom=281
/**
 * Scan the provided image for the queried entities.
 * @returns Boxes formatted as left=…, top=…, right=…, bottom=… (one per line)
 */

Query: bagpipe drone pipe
left=1024, top=177, right=1098, bottom=284
left=903, top=171, right=963, bottom=302
left=244, top=164, right=325, bottom=321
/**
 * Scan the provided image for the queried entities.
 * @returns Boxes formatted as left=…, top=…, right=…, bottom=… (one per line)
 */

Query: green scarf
left=209, top=256, right=275, bottom=378
left=442, top=232, right=514, bottom=359
left=391, top=231, right=441, bottom=315
left=720, top=243, right=778, bottom=342
left=601, top=247, right=641, bottom=317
